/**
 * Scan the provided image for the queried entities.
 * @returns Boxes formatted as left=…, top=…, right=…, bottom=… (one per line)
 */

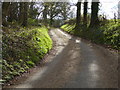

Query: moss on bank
left=2, top=26, right=52, bottom=83
left=61, top=20, right=119, bottom=50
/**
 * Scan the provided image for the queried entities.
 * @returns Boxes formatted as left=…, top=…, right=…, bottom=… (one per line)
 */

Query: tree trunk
left=89, top=0, right=99, bottom=28
left=75, top=1, right=81, bottom=30
left=22, top=2, right=28, bottom=27
left=2, top=2, right=10, bottom=26
left=83, top=0, right=88, bottom=26
left=43, top=4, right=48, bottom=24
left=50, top=7, right=53, bottom=26
left=5, top=2, right=19, bottom=23
left=7, top=3, right=13, bottom=22
left=63, top=3, right=67, bottom=20
left=118, top=1, right=120, bottom=20
left=19, top=2, right=23, bottom=24
left=50, top=16, right=53, bottom=26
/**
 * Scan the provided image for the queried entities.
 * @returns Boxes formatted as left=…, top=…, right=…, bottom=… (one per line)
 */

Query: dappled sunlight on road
left=9, top=29, right=118, bottom=88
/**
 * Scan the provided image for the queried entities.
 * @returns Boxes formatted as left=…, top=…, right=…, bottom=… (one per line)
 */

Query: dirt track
left=4, top=29, right=118, bottom=88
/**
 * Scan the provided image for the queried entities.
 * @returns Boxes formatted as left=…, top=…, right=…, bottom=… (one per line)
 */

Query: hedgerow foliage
left=2, top=26, right=52, bottom=82
left=61, top=20, right=119, bottom=50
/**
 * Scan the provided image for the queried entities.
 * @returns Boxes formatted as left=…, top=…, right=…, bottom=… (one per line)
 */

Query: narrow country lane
left=5, top=29, right=118, bottom=88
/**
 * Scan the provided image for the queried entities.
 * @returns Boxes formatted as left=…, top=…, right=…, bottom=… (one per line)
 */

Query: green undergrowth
left=2, top=26, right=52, bottom=83
left=61, top=20, right=120, bottom=50
left=61, top=24, right=75, bottom=34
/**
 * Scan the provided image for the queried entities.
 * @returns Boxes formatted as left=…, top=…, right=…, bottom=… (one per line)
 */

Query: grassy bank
left=2, top=26, right=52, bottom=83
left=61, top=20, right=120, bottom=50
